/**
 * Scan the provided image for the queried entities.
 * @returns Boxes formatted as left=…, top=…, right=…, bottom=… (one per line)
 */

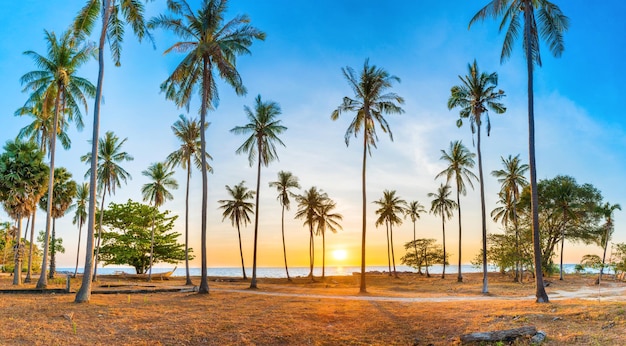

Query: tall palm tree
left=403, top=201, right=426, bottom=275
left=448, top=60, right=506, bottom=293
left=428, top=184, right=457, bottom=279
left=72, top=182, right=89, bottom=277
left=166, top=114, right=212, bottom=285
left=314, top=199, right=343, bottom=279
left=373, top=190, right=406, bottom=278
left=597, top=202, right=621, bottom=285
left=331, top=59, right=404, bottom=293
left=549, top=176, right=578, bottom=281
left=81, top=131, right=133, bottom=281
left=268, top=171, right=300, bottom=281
left=148, top=0, right=265, bottom=295
left=218, top=181, right=255, bottom=280
left=470, top=0, right=569, bottom=303
left=231, top=95, right=286, bottom=289
left=295, top=186, right=327, bottom=280
left=16, top=98, right=71, bottom=157
left=435, top=140, right=477, bottom=283
left=38, top=167, right=78, bottom=279
left=491, top=154, right=528, bottom=283
left=141, top=162, right=178, bottom=281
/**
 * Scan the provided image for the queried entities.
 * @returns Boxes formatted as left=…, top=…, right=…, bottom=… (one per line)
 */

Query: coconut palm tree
left=16, top=98, right=71, bottom=157
left=295, top=186, right=327, bottom=280
left=141, top=162, right=178, bottom=281
left=435, top=140, right=477, bottom=283
left=373, top=190, right=406, bottom=278
left=268, top=171, right=300, bottom=281
left=403, top=201, right=426, bottom=275
left=491, top=154, right=529, bottom=283
left=72, top=0, right=151, bottom=303
left=448, top=60, right=506, bottom=293
left=166, top=114, right=212, bottom=285
left=80, top=131, right=133, bottom=281
left=218, top=181, right=255, bottom=280
left=231, top=95, right=286, bottom=289
left=315, top=198, right=343, bottom=279
left=148, top=0, right=265, bottom=295
left=597, top=202, right=621, bottom=285
left=38, top=167, right=78, bottom=279
left=428, top=184, right=457, bottom=279
left=72, top=182, right=89, bottom=277
left=331, top=59, right=404, bottom=293
left=470, top=0, right=569, bottom=304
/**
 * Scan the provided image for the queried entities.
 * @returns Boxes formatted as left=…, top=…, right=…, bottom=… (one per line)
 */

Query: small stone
left=531, top=331, right=546, bottom=344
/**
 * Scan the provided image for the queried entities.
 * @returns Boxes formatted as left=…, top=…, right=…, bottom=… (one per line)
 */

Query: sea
left=57, top=264, right=594, bottom=278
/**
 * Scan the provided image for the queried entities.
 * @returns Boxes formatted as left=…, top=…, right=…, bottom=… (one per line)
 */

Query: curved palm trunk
left=441, top=215, right=446, bottom=279
left=13, top=215, right=23, bottom=285
left=92, top=192, right=106, bottom=281
left=74, top=221, right=83, bottom=278
left=308, top=224, right=315, bottom=279
left=359, top=133, right=367, bottom=293
left=456, top=188, right=463, bottom=283
left=477, top=124, right=488, bottom=293
left=184, top=162, right=192, bottom=285
left=525, top=7, right=549, bottom=303
left=198, top=57, right=210, bottom=294
left=25, top=211, right=37, bottom=283
left=249, top=138, right=262, bottom=289
left=390, top=223, right=397, bottom=278
left=280, top=204, right=291, bottom=281
left=322, top=231, right=326, bottom=278
left=385, top=221, right=391, bottom=276
left=76, top=0, right=112, bottom=303
left=48, top=219, right=57, bottom=279
left=236, top=223, right=247, bottom=279
left=148, top=211, right=155, bottom=282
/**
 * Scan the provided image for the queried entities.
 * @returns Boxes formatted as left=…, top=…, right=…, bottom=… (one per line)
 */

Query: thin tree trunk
left=76, top=0, right=111, bottom=303
left=148, top=210, right=155, bottom=282
left=25, top=211, right=36, bottom=283
left=236, top=223, right=247, bottom=279
left=249, top=138, right=262, bottom=289
left=441, top=215, right=446, bottom=279
left=425, top=246, right=430, bottom=278
left=359, top=133, right=367, bottom=293
left=184, top=163, right=192, bottom=285
left=197, top=57, right=210, bottom=294
left=413, top=221, right=420, bottom=275
left=13, top=215, right=22, bottom=285
left=390, top=223, right=397, bottom=278
left=513, top=204, right=521, bottom=283
left=281, top=204, right=290, bottom=281
left=598, top=225, right=610, bottom=284
left=477, top=123, right=488, bottom=294
left=308, top=225, right=313, bottom=277
left=456, top=188, right=463, bottom=282
left=48, top=219, right=57, bottom=279
left=92, top=192, right=106, bottom=281
left=559, top=213, right=567, bottom=280
left=310, top=226, right=315, bottom=280
left=322, top=231, right=326, bottom=278
left=74, top=222, right=83, bottom=278
left=385, top=221, right=391, bottom=276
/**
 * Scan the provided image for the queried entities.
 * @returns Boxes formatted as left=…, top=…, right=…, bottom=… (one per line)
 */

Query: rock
left=460, top=326, right=537, bottom=343
left=531, top=331, right=546, bottom=344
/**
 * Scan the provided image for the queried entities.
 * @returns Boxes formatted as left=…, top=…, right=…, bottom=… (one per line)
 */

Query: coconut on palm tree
left=373, top=190, right=406, bottom=278
left=231, top=95, right=286, bottom=289
left=141, top=162, right=178, bottom=281
left=218, top=181, right=255, bottom=280
left=148, top=0, right=265, bottom=295
left=72, top=182, right=89, bottom=277
left=166, top=114, right=212, bottom=285
left=470, top=0, right=569, bottom=303
left=403, top=201, right=426, bottom=275
left=331, top=59, right=404, bottom=293
left=295, top=186, right=327, bottom=280
left=428, top=184, right=457, bottom=279
left=268, top=171, right=300, bottom=281
left=436, top=141, right=477, bottom=283
left=314, top=198, right=343, bottom=279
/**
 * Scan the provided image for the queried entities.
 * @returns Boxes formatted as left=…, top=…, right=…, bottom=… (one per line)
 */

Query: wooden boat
left=115, top=267, right=177, bottom=281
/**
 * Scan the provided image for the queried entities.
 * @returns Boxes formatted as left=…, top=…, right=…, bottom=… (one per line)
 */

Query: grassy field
left=0, top=272, right=624, bottom=345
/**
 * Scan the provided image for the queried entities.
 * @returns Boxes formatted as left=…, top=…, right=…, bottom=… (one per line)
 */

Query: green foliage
left=401, top=239, right=447, bottom=272
left=37, top=230, right=65, bottom=255
left=98, top=200, right=189, bottom=274
left=580, top=254, right=602, bottom=270
left=611, top=243, right=626, bottom=274
left=1, top=238, right=42, bottom=273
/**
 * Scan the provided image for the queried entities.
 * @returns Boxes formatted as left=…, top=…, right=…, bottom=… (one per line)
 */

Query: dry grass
left=0, top=272, right=625, bottom=345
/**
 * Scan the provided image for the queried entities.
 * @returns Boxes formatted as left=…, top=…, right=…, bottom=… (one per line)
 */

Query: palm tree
left=470, top=0, right=569, bottom=304
left=141, top=162, right=178, bottom=281
left=218, top=181, right=255, bottom=280
left=549, top=176, right=578, bottom=281
left=38, top=167, right=78, bottom=279
left=435, top=140, right=477, bottom=283
left=81, top=131, right=133, bottom=281
left=428, top=184, right=457, bottom=279
left=73, top=0, right=151, bottom=304
left=403, top=201, right=426, bottom=275
left=166, top=114, right=212, bottom=285
left=72, top=183, right=89, bottom=277
left=295, top=187, right=327, bottom=280
left=148, top=0, right=265, bottom=295
left=268, top=171, right=300, bottom=281
left=597, top=202, right=621, bottom=284
left=448, top=60, right=506, bottom=293
left=331, top=59, right=404, bottom=293
left=231, top=95, right=286, bottom=289
left=491, top=155, right=528, bottom=283
left=373, top=190, right=406, bottom=278
left=314, top=199, right=343, bottom=278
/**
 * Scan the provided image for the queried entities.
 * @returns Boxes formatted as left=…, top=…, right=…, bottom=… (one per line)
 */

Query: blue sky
left=0, top=1, right=624, bottom=269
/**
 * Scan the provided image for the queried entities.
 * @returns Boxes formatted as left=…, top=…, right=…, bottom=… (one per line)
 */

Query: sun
left=332, top=249, right=348, bottom=261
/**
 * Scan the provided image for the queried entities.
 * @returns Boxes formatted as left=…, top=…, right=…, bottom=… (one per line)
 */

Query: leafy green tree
left=314, top=197, right=342, bottom=278
left=73, top=0, right=151, bottom=304
left=232, top=95, right=286, bottom=289
left=81, top=131, right=133, bottom=281
left=72, top=182, right=89, bottom=277
left=269, top=171, right=300, bottom=281
left=448, top=61, right=506, bottom=293
left=403, top=201, right=426, bottom=274
left=428, top=184, right=457, bottom=279
left=166, top=115, right=212, bottom=285
left=148, top=0, right=265, bottom=294
left=0, top=139, right=48, bottom=285
left=401, top=239, right=446, bottom=277
left=218, top=181, right=255, bottom=280
left=38, top=167, right=77, bottom=279
left=141, top=162, right=178, bottom=281
left=295, top=186, right=327, bottom=280
left=37, top=230, right=65, bottom=268
left=596, top=202, right=621, bottom=284
left=99, top=200, right=187, bottom=274
left=331, top=59, right=404, bottom=293
left=435, top=140, right=477, bottom=283
left=373, top=190, right=406, bottom=277
left=470, top=0, right=569, bottom=304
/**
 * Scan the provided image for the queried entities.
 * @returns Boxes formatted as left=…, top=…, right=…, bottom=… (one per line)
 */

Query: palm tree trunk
left=92, top=192, right=106, bottom=281
left=75, top=0, right=111, bottom=303
left=184, top=161, right=192, bottom=285
left=148, top=211, right=155, bottom=282
left=456, top=188, right=463, bottom=283
left=25, top=211, right=37, bottom=283
left=513, top=204, right=521, bottom=283
left=525, top=8, right=549, bottom=303
left=413, top=221, right=421, bottom=275
left=424, top=246, right=430, bottom=278
left=249, top=138, right=262, bottom=289
left=198, top=57, right=210, bottom=294
left=322, top=231, right=326, bottom=278
left=309, top=226, right=315, bottom=280
left=13, top=215, right=22, bottom=285
left=281, top=204, right=291, bottom=281
left=49, top=219, right=56, bottom=279
left=599, top=226, right=610, bottom=285
left=236, top=223, right=247, bottom=280
left=477, top=123, right=488, bottom=294
left=74, top=222, right=83, bottom=278
left=559, top=213, right=567, bottom=280
left=385, top=221, right=391, bottom=276
left=390, top=223, right=397, bottom=278
left=441, top=215, right=446, bottom=279
left=359, top=132, right=367, bottom=293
